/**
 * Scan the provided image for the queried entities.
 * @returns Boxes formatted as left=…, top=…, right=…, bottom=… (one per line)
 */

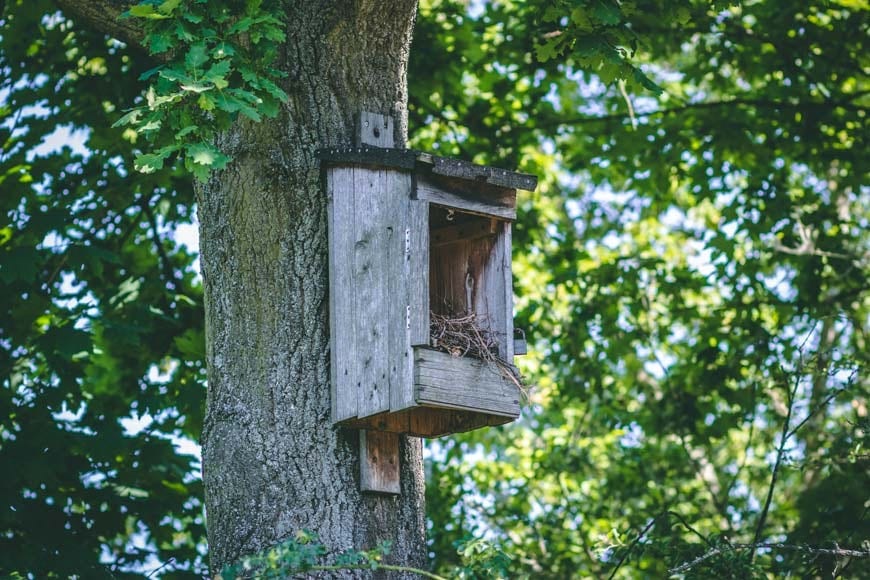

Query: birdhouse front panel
left=321, top=147, right=537, bottom=438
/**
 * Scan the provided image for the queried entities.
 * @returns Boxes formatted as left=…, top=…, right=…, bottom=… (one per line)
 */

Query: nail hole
left=373, top=127, right=381, bottom=138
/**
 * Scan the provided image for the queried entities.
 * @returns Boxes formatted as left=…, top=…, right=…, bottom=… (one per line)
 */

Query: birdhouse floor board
left=339, top=407, right=513, bottom=438
left=414, top=348, right=520, bottom=417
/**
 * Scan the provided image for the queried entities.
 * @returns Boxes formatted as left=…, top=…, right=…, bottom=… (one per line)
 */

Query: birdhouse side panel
left=328, top=166, right=358, bottom=423
left=408, top=200, right=430, bottom=347
left=352, top=166, right=395, bottom=419
left=387, top=171, right=418, bottom=414
left=478, top=222, right=513, bottom=360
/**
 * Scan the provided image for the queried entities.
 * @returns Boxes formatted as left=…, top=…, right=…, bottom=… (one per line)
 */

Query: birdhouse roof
left=318, top=147, right=538, bottom=192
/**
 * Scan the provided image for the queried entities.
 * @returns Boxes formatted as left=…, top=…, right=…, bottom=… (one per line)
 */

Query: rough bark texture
left=195, top=1, right=426, bottom=574
left=53, top=0, right=147, bottom=49
left=57, top=0, right=426, bottom=575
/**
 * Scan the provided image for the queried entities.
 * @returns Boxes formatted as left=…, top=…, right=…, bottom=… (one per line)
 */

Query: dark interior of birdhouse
left=428, top=205, right=510, bottom=361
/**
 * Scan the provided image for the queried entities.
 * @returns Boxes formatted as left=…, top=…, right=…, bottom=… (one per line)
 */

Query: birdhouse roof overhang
left=319, top=147, right=537, bottom=221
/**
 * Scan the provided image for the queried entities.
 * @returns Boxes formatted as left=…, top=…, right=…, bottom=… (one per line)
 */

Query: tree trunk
left=195, top=1, right=425, bottom=573
left=53, top=0, right=425, bottom=571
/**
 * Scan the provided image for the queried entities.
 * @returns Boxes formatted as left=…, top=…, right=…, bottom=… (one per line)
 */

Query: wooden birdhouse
left=319, top=112, right=537, bottom=492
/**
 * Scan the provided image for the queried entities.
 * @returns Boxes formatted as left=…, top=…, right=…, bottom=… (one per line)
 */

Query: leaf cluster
left=114, top=0, right=288, bottom=181
left=1, top=0, right=205, bottom=575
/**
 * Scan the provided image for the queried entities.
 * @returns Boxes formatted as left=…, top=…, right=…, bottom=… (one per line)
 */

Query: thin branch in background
left=139, top=194, right=178, bottom=288
left=751, top=364, right=799, bottom=556
left=606, top=516, right=659, bottom=580
left=669, top=543, right=870, bottom=575
left=547, top=97, right=868, bottom=129
left=666, top=510, right=718, bottom=550
left=617, top=79, right=638, bottom=130
left=146, top=557, right=175, bottom=578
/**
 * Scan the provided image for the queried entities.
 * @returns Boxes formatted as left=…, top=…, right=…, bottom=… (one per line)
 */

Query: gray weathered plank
left=389, top=170, right=417, bottom=413
left=328, top=166, right=358, bottom=423
left=354, top=167, right=391, bottom=418
left=414, top=348, right=520, bottom=417
left=359, top=430, right=401, bottom=494
left=356, top=111, right=394, bottom=148
left=501, top=223, right=515, bottom=360
left=415, top=175, right=517, bottom=221
left=431, top=218, right=497, bottom=247
left=408, top=199, right=429, bottom=346
left=475, top=221, right=513, bottom=360
left=318, top=148, right=537, bottom=192
left=425, top=154, right=538, bottom=191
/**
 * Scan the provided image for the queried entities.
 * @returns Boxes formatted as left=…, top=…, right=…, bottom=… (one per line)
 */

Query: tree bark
left=56, top=0, right=426, bottom=574
left=196, top=1, right=425, bottom=574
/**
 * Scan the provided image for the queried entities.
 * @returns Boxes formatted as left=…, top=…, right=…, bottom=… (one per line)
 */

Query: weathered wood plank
left=414, top=348, right=520, bottom=417
left=408, top=199, right=429, bottom=346
left=354, top=167, right=390, bottom=418
left=389, top=171, right=417, bottom=412
left=359, top=430, right=401, bottom=494
left=468, top=228, right=504, bottom=356
left=425, top=154, right=538, bottom=191
left=356, top=111, right=395, bottom=148
left=416, top=175, right=517, bottom=221
left=328, top=166, right=358, bottom=423
left=431, top=218, right=497, bottom=247
left=318, top=148, right=537, bottom=192
left=501, top=223, right=515, bottom=360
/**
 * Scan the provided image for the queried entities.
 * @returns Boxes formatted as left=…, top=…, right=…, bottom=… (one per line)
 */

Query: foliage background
left=1, top=0, right=867, bottom=577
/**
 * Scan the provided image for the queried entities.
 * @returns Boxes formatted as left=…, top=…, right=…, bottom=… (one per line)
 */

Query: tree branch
left=54, top=0, right=148, bottom=51
left=546, top=98, right=868, bottom=128
left=670, top=543, right=870, bottom=575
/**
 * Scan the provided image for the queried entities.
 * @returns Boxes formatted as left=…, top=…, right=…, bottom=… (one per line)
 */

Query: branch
left=752, top=366, right=799, bottom=552
left=669, top=543, right=870, bottom=575
left=54, top=0, right=148, bottom=51
left=548, top=98, right=868, bottom=128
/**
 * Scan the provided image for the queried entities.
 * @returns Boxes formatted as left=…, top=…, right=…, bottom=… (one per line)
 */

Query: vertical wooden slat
left=408, top=199, right=430, bottom=346
left=354, top=167, right=390, bottom=418
left=359, top=430, right=401, bottom=494
left=389, top=171, right=416, bottom=412
left=477, top=221, right=510, bottom=359
left=502, top=223, right=515, bottom=360
left=328, top=166, right=358, bottom=423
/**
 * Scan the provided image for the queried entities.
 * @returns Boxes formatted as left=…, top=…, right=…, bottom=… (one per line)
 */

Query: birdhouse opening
left=428, top=205, right=513, bottom=361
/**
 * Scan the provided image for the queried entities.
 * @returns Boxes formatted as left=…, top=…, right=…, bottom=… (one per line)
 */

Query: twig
left=669, top=543, right=870, bottom=575
left=147, top=557, right=175, bottom=578
left=606, top=516, right=659, bottom=580
left=752, top=365, right=798, bottom=554
left=429, top=312, right=528, bottom=397
left=304, top=563, right=447, bottom=579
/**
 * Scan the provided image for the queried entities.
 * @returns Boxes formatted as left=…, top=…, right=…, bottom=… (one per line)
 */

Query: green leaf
left=175, top=125, right=199, bottom=139
left=186, top=143, right=230, bottom=169
left=112, top=108, right=142, bottom=128
left=128, top=4, right=171, bottom=19
left=158, top=0, right=182, bottom=14
left=148, top=32, right=174, bottom=54
left=180, top=82, right=213, bottom=93
left=591, top=0, right=622, bottom=25
left=185, top=42, right=209, bottom=70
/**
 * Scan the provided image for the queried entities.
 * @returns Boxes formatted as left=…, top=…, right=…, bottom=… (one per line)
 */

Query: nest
left=429, top=312, right=527, bottom=397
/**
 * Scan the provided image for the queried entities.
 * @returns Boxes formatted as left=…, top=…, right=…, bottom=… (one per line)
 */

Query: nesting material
left=430, top=312, right=527, bottom=397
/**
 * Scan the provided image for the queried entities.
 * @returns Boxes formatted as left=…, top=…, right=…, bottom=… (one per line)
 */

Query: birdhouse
left=320, top=127, right=537, bottom=442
